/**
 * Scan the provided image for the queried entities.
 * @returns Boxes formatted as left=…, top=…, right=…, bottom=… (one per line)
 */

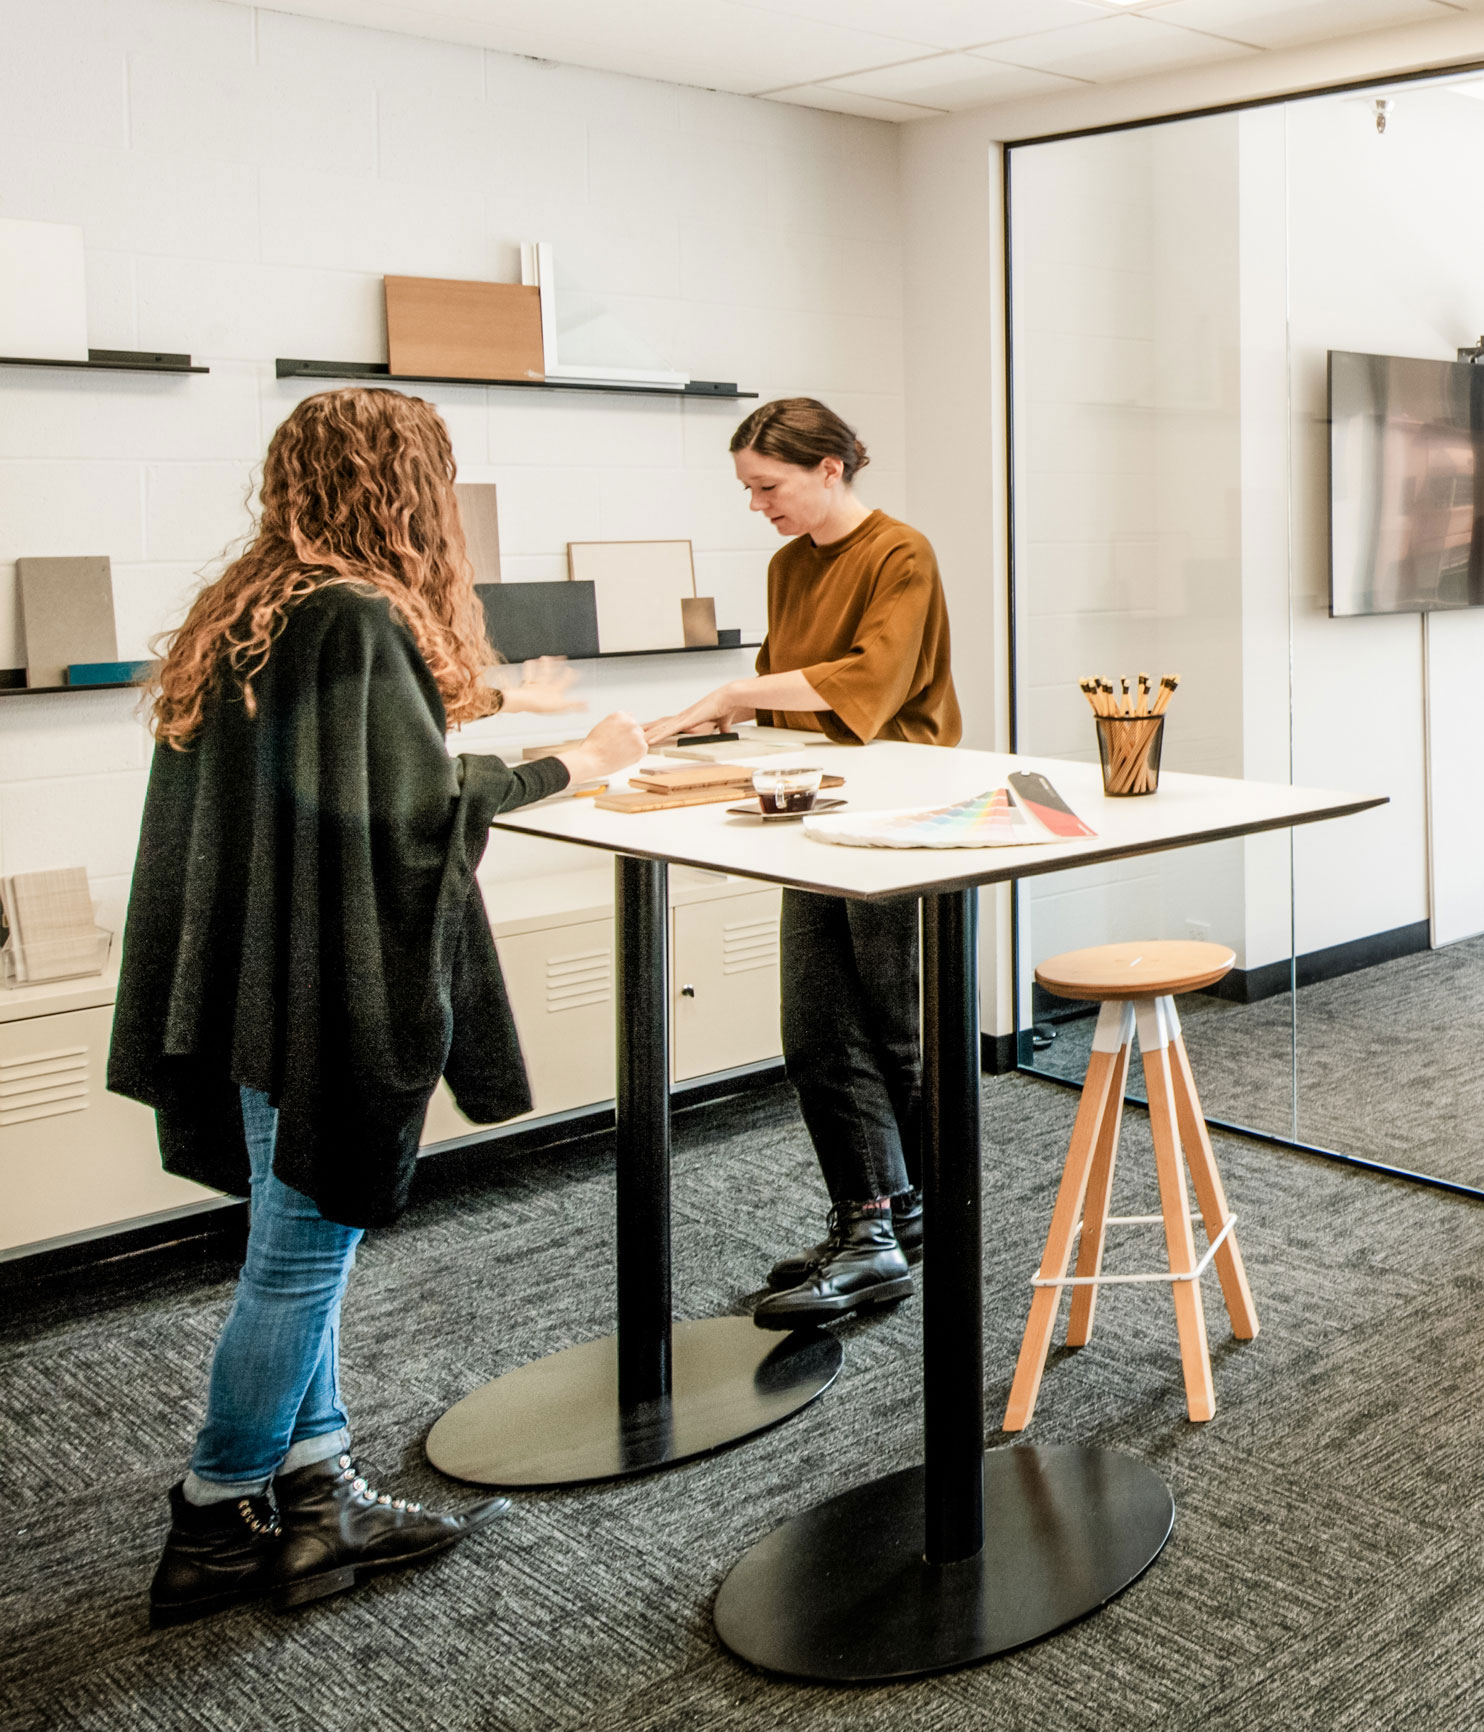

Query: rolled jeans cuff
left=182, top=1468, right=273, bottom=1506
left=281, top=1427, right=352, bottom=1474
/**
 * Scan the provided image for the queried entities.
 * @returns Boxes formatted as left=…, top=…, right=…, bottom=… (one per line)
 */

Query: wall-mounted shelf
left=276, top=358, right=756, bottom=400
left=582, top=643, right=760, bottom=661
left=0, top=680, right=143, bottom=697
left=0, top=348, right=208, bottom=376
left=0, top=643, right=761, bottom=697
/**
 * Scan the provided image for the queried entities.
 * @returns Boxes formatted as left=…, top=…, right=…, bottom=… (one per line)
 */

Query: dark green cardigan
left=107, top=584, right=570, bottom=1228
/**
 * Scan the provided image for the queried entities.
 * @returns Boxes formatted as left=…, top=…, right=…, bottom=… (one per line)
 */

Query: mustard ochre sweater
left=753, top=509, right=962, bottom=747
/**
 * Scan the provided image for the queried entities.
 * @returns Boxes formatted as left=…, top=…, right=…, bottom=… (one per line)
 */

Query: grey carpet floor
left=5, top=1071, right=1484, bottom=1730
left=1032, top=936, right=1484, bottom=1190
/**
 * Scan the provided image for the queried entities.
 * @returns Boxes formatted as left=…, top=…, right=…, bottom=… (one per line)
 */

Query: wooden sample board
left=455, top=484, right=501, bottom=584
left=567, top=540, right=695, bottom=653
left=385, top=276, right=544, bottom=382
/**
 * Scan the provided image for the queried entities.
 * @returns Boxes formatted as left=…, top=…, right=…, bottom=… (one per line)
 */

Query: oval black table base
left=426, top=1317, right=843, bottom=1489
left=713, top=1445, right=1175, bottom=1683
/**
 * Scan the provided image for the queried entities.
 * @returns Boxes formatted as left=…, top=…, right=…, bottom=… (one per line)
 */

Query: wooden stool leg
left=1065, top=1032, right=1131, bottom=1348
left=1004, top=1000, right=1134, bottom=1432
left=1166, top=1006, right=1259, bottom=1341
left=1135, top=996, right=1215, bottom=1423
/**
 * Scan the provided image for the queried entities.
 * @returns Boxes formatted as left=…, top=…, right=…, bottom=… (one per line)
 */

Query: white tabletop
left=488, top=741, right=1385, bottom=901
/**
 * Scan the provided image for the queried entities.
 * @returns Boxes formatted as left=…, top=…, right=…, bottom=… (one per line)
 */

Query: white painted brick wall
left=0, top=0, right=906, bottom=926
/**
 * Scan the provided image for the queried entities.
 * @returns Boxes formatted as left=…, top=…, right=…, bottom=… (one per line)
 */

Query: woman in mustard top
left=644, top=398, right=961, bottom=1329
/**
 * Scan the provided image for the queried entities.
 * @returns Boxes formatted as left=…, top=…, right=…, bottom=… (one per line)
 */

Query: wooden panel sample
left=682, top=596, right=719, bottom=646
left=567, top=540, right=695, bottom=653
left=385, top=276, right=544, bottom=382
left=17, top=556, right=118, bottom=689
left=455, top=483, right=501, bottom=583
left=477, top=581, right=599, bottom=663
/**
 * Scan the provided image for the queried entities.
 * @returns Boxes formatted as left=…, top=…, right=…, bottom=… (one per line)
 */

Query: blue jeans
left=184, top=1086, right=364, bottom=1502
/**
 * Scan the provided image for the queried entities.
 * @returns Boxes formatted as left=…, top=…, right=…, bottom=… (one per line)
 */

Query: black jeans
left=779, top=889, right=921, bottom=1207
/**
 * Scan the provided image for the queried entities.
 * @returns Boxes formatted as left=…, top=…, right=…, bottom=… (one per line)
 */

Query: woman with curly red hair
left=110, top=388, right=644, bottom=1627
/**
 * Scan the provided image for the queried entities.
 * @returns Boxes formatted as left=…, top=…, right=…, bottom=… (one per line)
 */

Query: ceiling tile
left=980, top=13, right=1255, bottom=81
left=727, top=0, right=1108, bottom=52
left=1142, top=0, right=1459, bottom=49
left=255, top=0, right=943, bottom=95
left=827, top=52, right=1088, bottom=109
left=764, top=83, right=949, bottom=121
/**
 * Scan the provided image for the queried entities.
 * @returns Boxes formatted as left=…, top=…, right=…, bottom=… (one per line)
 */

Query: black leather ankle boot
left=271, top=1454, right=510, bottom=1610
left=149, top=1481, right=283, bottom=1628
left=753, top=1202, right=912, bottom=1330
left=892, top=1186, right=924, bottom=1261
left=766, top=1188, right=925, bottom=1290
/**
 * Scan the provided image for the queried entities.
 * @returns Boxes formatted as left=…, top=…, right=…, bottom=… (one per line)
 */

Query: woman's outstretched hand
left=555, top=712, right=647, bottom=787
left=498, top=657, right=586, bottom=715
left=643, top=683, right=757, bottom=745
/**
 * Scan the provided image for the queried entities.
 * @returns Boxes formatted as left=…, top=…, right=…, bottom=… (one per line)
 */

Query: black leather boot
left=271, top=1453, right=510, bottom=1610
left=753, top=1202, right=912, bottom=1330
left=149, top=1481, right=283, bottom=1628
left=765, top=1188, right=925, bottom=1289
left=892, top=1186, right=924, bottom=1261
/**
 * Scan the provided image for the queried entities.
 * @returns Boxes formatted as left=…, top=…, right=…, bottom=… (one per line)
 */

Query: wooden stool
left=1003, top=941, right=1259, bottom=1431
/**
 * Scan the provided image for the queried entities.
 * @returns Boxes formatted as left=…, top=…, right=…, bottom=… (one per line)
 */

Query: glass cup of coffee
left=753, top=765, right=824, bottom=815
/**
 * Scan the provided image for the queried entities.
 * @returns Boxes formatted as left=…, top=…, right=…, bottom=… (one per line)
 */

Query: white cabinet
left=672, top=888, right=782, bottom=1082
left=1, top=868, right=785, bottom=1254
left=0, top=1001, right=214, bottom=1253
left=420, top=917, right=617, bottom=1142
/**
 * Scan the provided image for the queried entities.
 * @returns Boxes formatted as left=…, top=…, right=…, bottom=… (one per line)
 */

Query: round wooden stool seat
left=1035, top=940, right=1236, bottom=1002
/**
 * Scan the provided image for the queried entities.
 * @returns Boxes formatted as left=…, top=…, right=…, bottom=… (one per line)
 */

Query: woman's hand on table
left=498, top=657, right=587, bottom=715
left=643, top=683, right=757, bottom=745
left=555, top=712, right=647, bottom=787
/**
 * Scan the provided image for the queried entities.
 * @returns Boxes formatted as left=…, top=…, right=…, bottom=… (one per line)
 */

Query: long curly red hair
left=151, top=388, right=499, bottom=749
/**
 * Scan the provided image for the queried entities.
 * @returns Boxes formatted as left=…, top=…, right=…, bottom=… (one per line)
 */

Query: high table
left=427, top=741, right=1383, bottom=1679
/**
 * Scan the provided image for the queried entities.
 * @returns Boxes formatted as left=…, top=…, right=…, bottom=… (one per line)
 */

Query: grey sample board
left=477, top=581, right=599, bottom=663
left=17, top=556, right=118, bottom=688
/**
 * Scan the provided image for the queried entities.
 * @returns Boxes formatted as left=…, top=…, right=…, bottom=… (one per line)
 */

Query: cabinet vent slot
left=0, top=1046, right=89, bottom=1126
left=546, top=946, right=612, bottom=1012
left=723, top=918, right=779, bottom=976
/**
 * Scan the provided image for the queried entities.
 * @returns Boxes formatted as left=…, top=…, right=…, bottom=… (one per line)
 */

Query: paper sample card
left=0, top=219, right=87, bottom=361
left=805, top=783, right=1096, bottom=850
left=567, top=540, right=695, bottom=654
left=17, top=555, right=118, bottom=689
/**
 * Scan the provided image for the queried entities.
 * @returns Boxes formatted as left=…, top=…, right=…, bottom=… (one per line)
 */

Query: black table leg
left=712, top=887, right=1175, bottom=1682
left=426, top=855, right=841, bottom=1489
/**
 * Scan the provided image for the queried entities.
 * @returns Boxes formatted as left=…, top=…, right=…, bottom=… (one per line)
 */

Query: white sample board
left=567, top=540, right=695, bottom=653
left=0, top=218, right=87, bottom=360
left=1422, top=606, right=1484, bottom=945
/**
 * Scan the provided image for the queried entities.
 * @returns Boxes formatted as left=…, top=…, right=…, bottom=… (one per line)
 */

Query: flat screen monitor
left=1329, top=348, right=1484, bottom=617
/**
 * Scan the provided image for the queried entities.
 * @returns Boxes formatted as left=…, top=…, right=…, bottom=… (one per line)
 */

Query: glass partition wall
left=1007, top=76, right=1484, bottom=1196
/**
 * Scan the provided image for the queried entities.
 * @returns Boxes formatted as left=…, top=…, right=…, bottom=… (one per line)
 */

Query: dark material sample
left=478, top=581, right=600, bottom=663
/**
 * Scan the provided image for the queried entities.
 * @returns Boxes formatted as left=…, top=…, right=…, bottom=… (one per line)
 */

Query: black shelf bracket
left=275, top=358, right=756, bottom=400
left=0, top=348, right=208, bottom=376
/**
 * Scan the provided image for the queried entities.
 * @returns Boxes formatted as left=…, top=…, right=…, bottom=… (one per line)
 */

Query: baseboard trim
left=0, top=1061, right=790, bottom=1294
left=981, top=1031, right=1018, bottom=1074
left=1210, top=919, right=1431, bottom=1004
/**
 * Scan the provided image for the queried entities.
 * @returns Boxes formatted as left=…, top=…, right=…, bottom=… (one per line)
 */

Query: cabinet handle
left=680, top=984, right=695, bottom=997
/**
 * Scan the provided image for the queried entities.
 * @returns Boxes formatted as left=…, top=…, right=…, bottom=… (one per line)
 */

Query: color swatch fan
left=804, top=785, right=1093, bottom=850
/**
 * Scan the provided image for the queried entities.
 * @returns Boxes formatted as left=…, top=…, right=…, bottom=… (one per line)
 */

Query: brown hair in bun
left=729, top=397, right=870, bottom=483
